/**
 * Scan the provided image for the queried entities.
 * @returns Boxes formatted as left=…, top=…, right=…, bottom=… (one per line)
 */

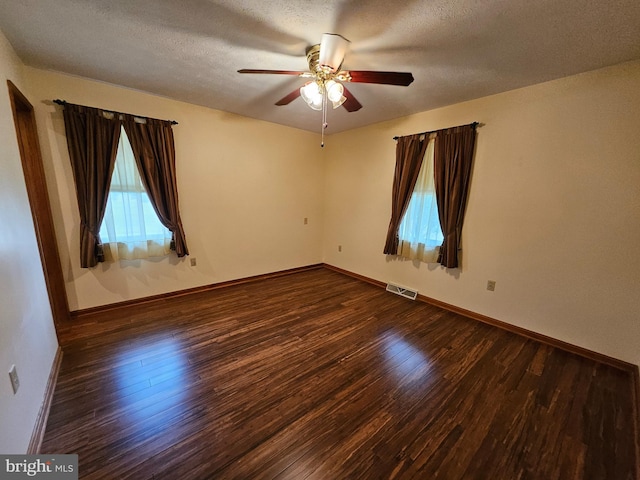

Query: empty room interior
left=1, top=1, right=639, bottom=479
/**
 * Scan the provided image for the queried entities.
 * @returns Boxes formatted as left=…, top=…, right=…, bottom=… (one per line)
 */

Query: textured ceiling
left=1, top=0, right=639, bottom=134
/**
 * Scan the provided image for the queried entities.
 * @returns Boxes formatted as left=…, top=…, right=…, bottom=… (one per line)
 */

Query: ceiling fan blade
left=238, top=69, right=307, bottom=76
left=342, top=86, right=362, bottom=112
left=346, top=71, right=414, bottom=86
left=275, top=89, right=301, bottom=106
left=319, top=33, right=350, bottom=72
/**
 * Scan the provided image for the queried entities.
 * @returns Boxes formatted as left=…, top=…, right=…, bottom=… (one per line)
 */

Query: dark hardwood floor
left=41, top=267, right=637, bottom=479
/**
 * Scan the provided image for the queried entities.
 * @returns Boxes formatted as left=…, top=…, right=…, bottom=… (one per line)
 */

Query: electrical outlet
left=486, top=280, right=496, bottom=292
left=304, top=217, right=308, bottom=225
left=338, top=245, right=342, bottom=252
left=190, top=257, right=197, bottom=267
left=8, top=365, right=19, bottom=394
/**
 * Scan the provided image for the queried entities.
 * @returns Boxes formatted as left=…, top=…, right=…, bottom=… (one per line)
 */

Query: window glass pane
left=398, top=138, right=443, bottom=260
left=99, top=126, right=171, bottom=259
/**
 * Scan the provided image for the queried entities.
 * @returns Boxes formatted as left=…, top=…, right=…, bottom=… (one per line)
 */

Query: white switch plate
left=8, top=365, right=19, bottom=394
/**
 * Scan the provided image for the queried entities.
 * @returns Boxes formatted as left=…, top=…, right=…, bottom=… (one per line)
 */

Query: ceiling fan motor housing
left=306, top=45, right=321, bottom=73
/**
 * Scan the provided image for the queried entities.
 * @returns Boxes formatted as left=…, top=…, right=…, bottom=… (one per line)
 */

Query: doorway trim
left=7, top=80, right=70, bottom=330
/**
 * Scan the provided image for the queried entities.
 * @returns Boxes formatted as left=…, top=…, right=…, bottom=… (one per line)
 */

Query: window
left=99, top=126, right=172, bottom=261
left=397, top=136, right=443, bottom=262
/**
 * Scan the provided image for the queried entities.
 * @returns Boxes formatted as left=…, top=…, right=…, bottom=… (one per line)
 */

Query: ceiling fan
left=238, top=33, right=414, bottom=146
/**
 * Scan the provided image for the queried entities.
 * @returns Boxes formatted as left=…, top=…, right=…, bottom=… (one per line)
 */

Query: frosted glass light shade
left=326, top=80, right=343, bottom=102
left=331, top=96, right=346, bottom=109
left=326, top=80, right=346, bottom=108
left=300, top=82, right=323, bottom=110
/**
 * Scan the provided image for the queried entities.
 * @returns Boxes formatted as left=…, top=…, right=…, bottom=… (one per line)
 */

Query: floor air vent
left=385, top=283, right=418, bottom=301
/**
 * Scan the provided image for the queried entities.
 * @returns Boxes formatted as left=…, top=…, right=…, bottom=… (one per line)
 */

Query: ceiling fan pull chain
left=321, top=88, right=328, bottom=147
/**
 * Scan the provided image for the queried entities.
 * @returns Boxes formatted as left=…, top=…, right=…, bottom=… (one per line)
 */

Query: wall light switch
left=486, top=280, right=496, bottom=292
left=8, top=365, right=19, bottom=394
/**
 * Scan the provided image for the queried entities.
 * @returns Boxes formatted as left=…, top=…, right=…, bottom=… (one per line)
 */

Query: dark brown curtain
left=434, top=123, right=477, bottom=268
left=383, top=134, right=429, bottom=254
left=62, top=104, right=121, bottom=268
left=122, top=117, right=189, bottom=257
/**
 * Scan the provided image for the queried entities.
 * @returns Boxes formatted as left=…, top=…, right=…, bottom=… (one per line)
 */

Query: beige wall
left=24, top=68, right=325, bottom=311
left=14, top=56, right=640, bottom=371
left=324, top=60, right=640, bottom=366
left=0, top=32, right=59, bottom=452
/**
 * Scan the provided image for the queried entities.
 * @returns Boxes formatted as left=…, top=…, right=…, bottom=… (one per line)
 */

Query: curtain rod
left=52, top=99, right=178, bottom=125
left=393, top=121, right=479, bottom=140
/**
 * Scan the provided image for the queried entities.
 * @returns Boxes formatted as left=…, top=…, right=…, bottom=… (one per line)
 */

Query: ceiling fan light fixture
left=237, top=33, right=413, bottom=146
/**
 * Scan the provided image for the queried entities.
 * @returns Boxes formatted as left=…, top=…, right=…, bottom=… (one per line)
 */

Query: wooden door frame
left=7, top=80, right=69, bottom=331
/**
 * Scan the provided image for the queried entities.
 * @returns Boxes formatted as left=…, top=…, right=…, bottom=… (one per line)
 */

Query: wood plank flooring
left=41, top=268, right=637, bottom=479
